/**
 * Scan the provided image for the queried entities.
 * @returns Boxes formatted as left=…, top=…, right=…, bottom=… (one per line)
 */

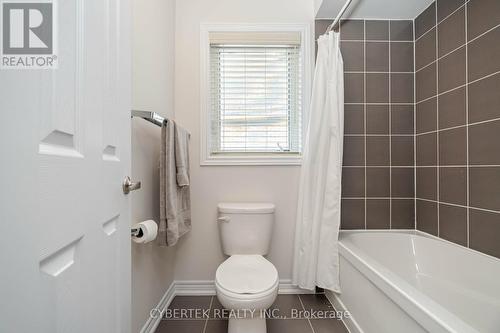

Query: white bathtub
left=326, top=230, right=500, bottom=333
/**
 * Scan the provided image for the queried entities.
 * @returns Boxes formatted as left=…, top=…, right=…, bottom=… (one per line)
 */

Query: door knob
left=123, top=176, right=141, bottom=194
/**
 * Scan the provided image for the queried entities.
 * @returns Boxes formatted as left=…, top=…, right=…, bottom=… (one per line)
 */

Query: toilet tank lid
left=218, top=202, right=275, bottom=214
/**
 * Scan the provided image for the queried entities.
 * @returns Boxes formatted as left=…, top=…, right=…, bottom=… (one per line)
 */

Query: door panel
left=39, top=0, right=83, bottom=158
left=0, top=0, right=131, bottom=332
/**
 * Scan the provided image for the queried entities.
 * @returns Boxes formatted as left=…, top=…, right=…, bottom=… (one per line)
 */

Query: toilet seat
left=216, top=255, right=278, bottom=295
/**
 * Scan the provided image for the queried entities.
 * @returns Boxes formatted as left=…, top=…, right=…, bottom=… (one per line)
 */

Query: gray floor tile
left=210, top=296, right=223, bottom=309
left=168, top=296, right=212, bottom=312
left=155, top=319, right=205, bottom=333
left=310, top=319, right=349, bottom=333
left=269, top=294, right=303, bottom=319
left=267, top=319, right=313, bottom=333
left=156, top=294, right=348, bottom=333
left=299, top=294, right=335, bottom=311
left=165, top=296, right=212, bottom=321
left=204, top=320, right=228, bottom=333
left=209, top=296, right=226, bottom=319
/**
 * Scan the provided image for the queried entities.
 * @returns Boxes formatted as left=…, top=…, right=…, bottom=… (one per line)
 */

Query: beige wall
left=172, top=0, right=314, bottom=281
left=131, top=0, right=176, bottom=332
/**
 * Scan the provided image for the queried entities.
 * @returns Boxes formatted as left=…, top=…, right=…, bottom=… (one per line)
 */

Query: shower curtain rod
left=325, top=0, right=353, bottom=33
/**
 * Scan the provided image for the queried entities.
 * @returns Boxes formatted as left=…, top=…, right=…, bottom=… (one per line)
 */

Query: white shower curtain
left=292, top=31, right=344, bottom=293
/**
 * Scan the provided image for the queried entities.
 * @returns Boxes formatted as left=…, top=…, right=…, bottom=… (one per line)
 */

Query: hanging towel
left=292, top=31, right=344, bottom=293
left=158, top=119, right=191, bottom=246
left=174, top=124, right=190, bottom=186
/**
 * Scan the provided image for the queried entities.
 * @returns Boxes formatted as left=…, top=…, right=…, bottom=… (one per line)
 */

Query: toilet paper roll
left=132, top=220, right=158, bottom=244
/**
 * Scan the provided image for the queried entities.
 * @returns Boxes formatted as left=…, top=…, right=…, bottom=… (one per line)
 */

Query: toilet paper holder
left=131, top=220, right=158, bottom=244
left=131, top=227, right=143, bottom=237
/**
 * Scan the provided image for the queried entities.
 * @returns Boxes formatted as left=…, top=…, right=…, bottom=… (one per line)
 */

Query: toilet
left=215, top=203, right=279, bottom=333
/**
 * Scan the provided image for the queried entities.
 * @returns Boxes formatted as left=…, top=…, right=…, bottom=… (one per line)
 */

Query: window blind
left=209, top=44, right=302, bottom=154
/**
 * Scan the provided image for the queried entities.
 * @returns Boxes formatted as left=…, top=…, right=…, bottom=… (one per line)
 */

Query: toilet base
left=228, top=316, right=266, bottom=333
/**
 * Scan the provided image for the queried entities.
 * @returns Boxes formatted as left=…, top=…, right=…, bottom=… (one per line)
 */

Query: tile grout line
left=437, top=0, right=468, bottom=25
left=468, top=21, right=500, bottom=45
left=416, top=42, right=466, bottom=74
left=417, top=197, right=500, bottom=215
left=345, top=71, right=413, bottom=74
left=345, top=134, right=414, bottom=137
left=435, top=0, right=440, bottom=237
left=343, top=196, right=415, bottom=200
left=414, top=2, right=437, bottom=42
left=416, top=116, right=500, bottom=136
left=341, top=39, right=413, bottom=43
left=416, top=59, right=436, bottom=74
left=416, top=122, right=472, bottom=135
left=201, top=296, right=214, bottom=333
left=389, top=20, right=393, bottom=229
left=297, top=295, right=315, bottom=333
left=344, top=165, right=415, bottom=167
left=415, top=68, right=500, bottom=105
left=363, top=19, right=367, bottom=230
left=415, top=26, right=434, bottom=44
left=414, top=0, right=471, bottom=44
left=465, top=0, right=470, bottom=248
left=415, top=165, right=500, bottom=168
left=413, top=15, right=417, bottom=231
left=340, top=18, right=416, bottom=22
left=345, top=102, right=414, bottom=105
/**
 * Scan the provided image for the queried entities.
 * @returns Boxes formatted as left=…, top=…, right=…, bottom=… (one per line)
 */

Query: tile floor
left=155, top=294, right=349, bottom=333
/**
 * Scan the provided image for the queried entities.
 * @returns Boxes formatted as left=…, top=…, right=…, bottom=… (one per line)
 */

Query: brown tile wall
left=415, top=0, right=500, bottom=258
left=315, top=19, right=416, bottom=230
left=316, top=0, right=500, bottom=259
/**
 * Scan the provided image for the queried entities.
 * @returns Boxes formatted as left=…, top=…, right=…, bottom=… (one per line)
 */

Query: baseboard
left=175, top=279, right=315, bottom=295
left=325, top=290, right=363, bottom=333
left=277, top=279, right=315, bottom=294
left=140, top=279, right=313, bottom=333
left=139, top=281, right=176, bottom=333
left=174, top=280, right=216, bottom=296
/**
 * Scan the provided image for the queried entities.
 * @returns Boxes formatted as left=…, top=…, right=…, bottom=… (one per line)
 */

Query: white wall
left=172, top=0, right=314, bottom=281
left=131, top=0, right=176, bottom=332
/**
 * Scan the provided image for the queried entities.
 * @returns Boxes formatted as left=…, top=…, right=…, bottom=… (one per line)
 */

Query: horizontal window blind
left=209, top=44, right=302, bottom=154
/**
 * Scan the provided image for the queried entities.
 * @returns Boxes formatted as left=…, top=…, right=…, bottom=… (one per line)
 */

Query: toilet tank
left=217, top=202, right=275, bottom=255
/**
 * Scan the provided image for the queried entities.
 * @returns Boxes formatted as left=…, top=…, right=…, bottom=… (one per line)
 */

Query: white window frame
left=200, top=23, right=312, bottom=166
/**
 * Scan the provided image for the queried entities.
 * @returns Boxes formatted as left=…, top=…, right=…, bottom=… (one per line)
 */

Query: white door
left=0, top=0, right=131, bottom=332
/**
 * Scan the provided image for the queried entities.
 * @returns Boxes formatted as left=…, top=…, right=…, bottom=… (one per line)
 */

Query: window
left=211, top=43, right=301, bottom=154
left=201, top=25, right=310, bottom=165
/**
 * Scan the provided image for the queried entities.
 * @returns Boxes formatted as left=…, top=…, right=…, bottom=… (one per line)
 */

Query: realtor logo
left=1, top=0, right=57, bottom=69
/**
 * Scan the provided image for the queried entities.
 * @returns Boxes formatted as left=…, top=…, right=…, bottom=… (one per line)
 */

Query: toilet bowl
left=215, top=203, right=278, bottom=333
left=216, top=255, right=279, bottom=333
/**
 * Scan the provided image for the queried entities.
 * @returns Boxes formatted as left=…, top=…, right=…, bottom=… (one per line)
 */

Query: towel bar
left=131, top=110, right=165, bottom=127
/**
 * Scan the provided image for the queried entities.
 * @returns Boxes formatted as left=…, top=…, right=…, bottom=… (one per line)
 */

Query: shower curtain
left=292, top=31, right=344, bottom=293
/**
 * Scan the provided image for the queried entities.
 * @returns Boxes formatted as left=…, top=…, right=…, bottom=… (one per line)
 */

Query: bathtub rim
left=338, top=229, right=480, bottom=333
left=340, top=229, right=500, bottom=264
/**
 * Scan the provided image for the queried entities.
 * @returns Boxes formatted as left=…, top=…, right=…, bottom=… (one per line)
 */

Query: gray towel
left=158, top=119, right=191, bottom=246
left=174, top=124, right=190, bottom=186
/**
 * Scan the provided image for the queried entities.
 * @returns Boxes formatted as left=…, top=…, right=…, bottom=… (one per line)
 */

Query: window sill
left=200, top=154, right=302, bottom=166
